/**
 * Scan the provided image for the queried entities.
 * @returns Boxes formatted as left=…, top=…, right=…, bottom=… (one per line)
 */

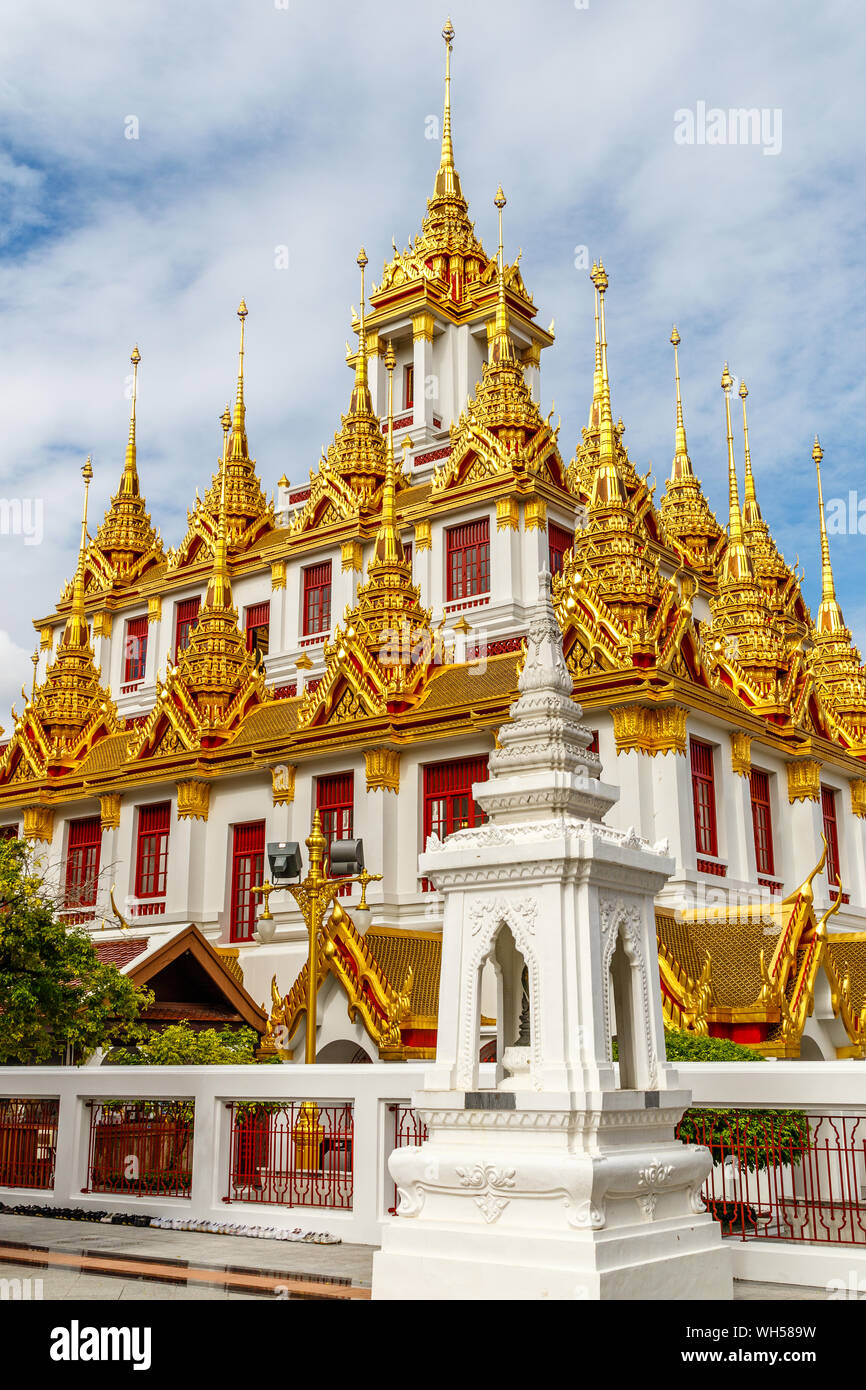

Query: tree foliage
left=0, top=839, right=151, bottom=1064
left=113, top=1021, right=259, bottom=1065
left=663, top=1028, right=763, bottom=1062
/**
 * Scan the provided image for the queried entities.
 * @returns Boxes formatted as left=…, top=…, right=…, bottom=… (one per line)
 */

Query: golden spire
left=434, top=18, right=462, bottom=200
left=739, top=381, right=763, bottom=527
left=229, top=300, right=248, bottom=461
left=814, top=435, right=845, bottom=634
left=120, top=346, right=141, bottom=498
left=205, top=406, right=233, bottom=611
left=373, top=342, right=403, bottom=565
left=720, top=364, right=751, bottom=582
left=587, top=274, right=603, bottom=432
left=63, top=458, right=93, bottom=649
left=590, top=261, right=625, bottom=506
left=490, top=186, right=513, bottom=365
left=670, top=327, right=692, bottom=480
left=349, top=248, right=373, bottom=414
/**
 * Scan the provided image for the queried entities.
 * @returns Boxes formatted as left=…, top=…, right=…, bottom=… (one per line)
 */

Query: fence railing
left=0, top=1098, right=59, bottom=1190
left=676, top=1111, right=866, bottom=1247
left=224, top=1101, right=354, bottom=1210
left=84, top=1101, right=194, bottom=1199
left=387, top=1104, right=429, bottom=1214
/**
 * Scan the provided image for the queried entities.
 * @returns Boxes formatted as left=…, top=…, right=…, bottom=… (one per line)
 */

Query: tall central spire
left=739, top=381, right=763, bottom=528
left=720, top=364, right=751, bottom=583
left=63, top=458, right=93, bottom=649
left=349, top=248, right=373, bottom=415
left=205, top=406, right=233, bottom=611
left=814, top=436, right=845, bottom=634
left=434, top=18, right=462, bottom=201
left=373, top=342, right=403, bottom=566
left=229, top=299, right=248, bottom=462
left=120, top=346, right=141, bottom=498
left=670, top=327, right=691, bottom=479
left=590, top=261, right=625, bottom=506
left=490, top=186, right=513, bottom=365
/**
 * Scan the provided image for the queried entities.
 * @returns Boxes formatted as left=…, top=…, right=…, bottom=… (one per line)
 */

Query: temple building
left=0, top=21, right=864, bottom=1064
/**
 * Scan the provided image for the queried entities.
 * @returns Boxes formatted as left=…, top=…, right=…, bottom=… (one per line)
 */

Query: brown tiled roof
left=656, top=910, right=780, bottom=1008
left=76, top=732, right=130, bottom=776
left=94, top=938, right=150, bottom=968
left=228, top=699, right=301, bottom=748
left=825, top=934, right=866, bottom=1016
left=413, top=652, right=521, bottom=713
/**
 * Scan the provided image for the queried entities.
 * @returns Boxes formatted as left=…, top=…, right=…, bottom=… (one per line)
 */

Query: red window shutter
left=690, top=739, right=718, bottom=858
left=749, top=769, right=774, bottom=877
left=123, top=615, right=148, bottom=685
left=316, top=773, right=354, bottom=878
left=821, top=786, right=840, bottom=888
left=64, top=816, right=101, bottom=908
left=244, top=601, right=271, bottom=655
left=446, top=518, right=490, bottom=602
left=0, top=825, right=19, bottom=841
left=404, top=364, right=415, bottom=410
left=174, top=598, right=201, bottom=658
left=403, top=540, right=413, bottom=570
left=586, top=729, right=600, bottom=756
left=548, top=522, right=573, bottom=577
left=303, top=561, right=332, bottom=636
left=230, top=820, right=266, bottom=942
left=423, top=757, right=489, bottom=843
left=135, top=803, right=171, bottom=900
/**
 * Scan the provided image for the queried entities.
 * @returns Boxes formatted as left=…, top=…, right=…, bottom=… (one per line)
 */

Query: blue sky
left=0, top=0, right=864, bottom=716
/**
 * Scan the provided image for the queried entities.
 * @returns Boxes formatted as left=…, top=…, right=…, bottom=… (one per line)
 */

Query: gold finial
left=434, top=18, right=462, bottom=200
left=349, top=247, right=373, bottom=415
left=374, top=342, right=402, bottom=566
left=719, top=365, right=751, bottom=582
left=490, top=186, right=513, bottom=365
left=121, top=345, right=142, bottom=497
left=814, top=435, right=845, bottom=633
left=669, top=325, right=692, bottom=480
left=587, top=267, right=604, bottom=432
left=230, top=300, right=248, bottom=461
left=206, top=406, right=232, bottom=610
left=589, top=261, right=624, bottom=505
left=31, top=649, right=39, bottom=699
left=64, top=459, right=93, bottom=648
left=739, top=380, right=762, bottom=528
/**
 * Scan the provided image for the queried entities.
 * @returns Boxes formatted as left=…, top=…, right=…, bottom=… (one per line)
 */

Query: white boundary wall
left=0, top=1060, right=863, bottom=1286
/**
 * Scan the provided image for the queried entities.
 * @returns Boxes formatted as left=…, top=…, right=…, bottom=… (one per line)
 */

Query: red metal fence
left=677, top=1111, right=866, bottom=1246
left=388, top=1104, right=429, bottom=1214
left=224, top=1102, right=354, bottom=1210
left=85, top=1101, right=193, bottom=1199
left=0, top=1098, right=60, bottom=1190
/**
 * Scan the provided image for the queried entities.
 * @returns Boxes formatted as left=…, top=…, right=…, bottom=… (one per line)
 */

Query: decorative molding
left=414, top=519, right=432, bottom=551
left=524, top=497, right=547, bottom=532
left=23, top=805, right=54, bottom=843
left=412, top=312, right=435, bottom=342
left=271, top=763, right=296, bottom=806
left=786, top=759, right=821, bottom=804
left=496, top=496, right=519, bottom=531
left=612, top=704, right=688, bottom=757
left=40, top=626, right=53, bottom=652
left=271, top=560, right=286, bottom=591
left=176, top=779, right=211, bottom=821
left=522, top=341, right=542, bottom=370
left=147, top=595, right=162, bottom=624
left=365, top=747, right=400, bottom=793
left=341, top=539, right=363, bottom=572
left=99, top=793, right=122, bottom=833
left=92, top=611, right=113, bottom=640
left=599, top=895, right=658, bottom=1087
left=850, top=780, right=866, bottom=818
left=730, top=731, right=752, bottom=777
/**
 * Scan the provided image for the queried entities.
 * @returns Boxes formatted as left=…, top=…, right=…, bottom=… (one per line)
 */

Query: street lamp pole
left=252, top=810, right=381, bottom=1064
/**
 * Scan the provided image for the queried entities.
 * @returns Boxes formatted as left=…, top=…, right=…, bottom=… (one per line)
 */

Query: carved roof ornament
left=431, top=188, right=565, bottom=496
left=659, top=327, right=725, bottom=575
left=300, top=345, right=433, bottom=728
left=0, top=459, right=121, bottom=784
left=169, top=302, right=272, bottom=569
left=737, top=381, right=804, bottom=631
left=809, top=437, right=866, bottom=747
left=87, top=346, right=165, bottom=587
left=130, top=410, right=268, bottom=758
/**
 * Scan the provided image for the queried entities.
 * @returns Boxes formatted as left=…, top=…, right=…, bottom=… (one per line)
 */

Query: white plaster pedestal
left=373, top=1088, right=730, bottom=1300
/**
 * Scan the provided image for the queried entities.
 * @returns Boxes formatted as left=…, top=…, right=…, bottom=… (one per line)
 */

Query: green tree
left=113, top=1021, right=260, bottom=1065
left=0, top=838, right=150, bottom=1064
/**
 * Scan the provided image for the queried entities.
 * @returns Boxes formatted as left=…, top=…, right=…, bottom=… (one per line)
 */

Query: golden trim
left=851, top=779, right=866, bottom=819
left=412, top=312, right=435, bottom=342
left=612, top=704, right=688, bottom=756
left=272, top=763, right=296, bottom=806
left=496, top=496, right=519, bottom=531
left=39, top=626, right=53, bottom=652
left=786, top=759, right=821, bottom=803
left=341, top=539, right=364, bottom=572
left=176, top=779, right=211, bottom=821
left=99, top=792, right=122, bottom=833
left=730, top=730, right=752, bottom=777
left=524, top=497, right=547, bottom=531
left=23, top=805, right=54, bottom=843
left=365, top=747, right=400, bottom=793
left=414, top=518, right=432, bottom=551
left=92, top=612, right=113, bottom=640
left=271, top=559, right=287, bottom=591
left=147, top=595, right=162, bottom=624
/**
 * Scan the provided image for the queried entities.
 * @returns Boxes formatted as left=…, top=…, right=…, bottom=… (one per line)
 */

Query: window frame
left=123, top=614, right=148, bottom=686
left=445, top=518, right=490, bottom=603
left=302, top=561, right=333, bottom=638
left=64, top=816, right=102, bottom=909
left=690, top=737, right=718, bottom=859
left=244, top=600, right=271, bottom=658
left=821, top=784, right=841, bottom=889
left=749, top=768, right=775, bottom=877
left=174, top=597, right=201, bottom=661
left=230, top=820, right=266, bottom=943
left=134, top=802, right=171, bottom=902
left=547, top=521, right=574, bottom=577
